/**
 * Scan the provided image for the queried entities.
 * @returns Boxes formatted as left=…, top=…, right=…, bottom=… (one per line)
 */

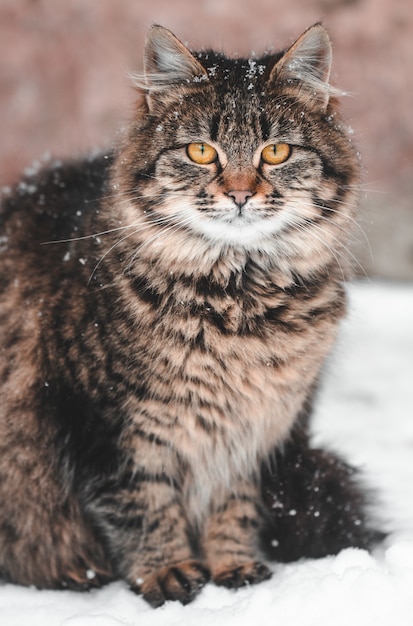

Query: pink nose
left=227, top=190, right=254, bottom=208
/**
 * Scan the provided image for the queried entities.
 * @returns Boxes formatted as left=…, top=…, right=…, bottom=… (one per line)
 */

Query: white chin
left=193, top=217, right=286, bottom=249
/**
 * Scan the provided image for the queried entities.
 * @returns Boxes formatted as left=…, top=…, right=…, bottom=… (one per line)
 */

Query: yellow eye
left=186, top=142, right=218, bottom=165
left=261, top=143, right=291, bottom=165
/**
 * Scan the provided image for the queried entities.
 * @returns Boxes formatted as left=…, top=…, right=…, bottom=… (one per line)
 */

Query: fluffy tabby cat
left=0, top=24, right=379, bottom=607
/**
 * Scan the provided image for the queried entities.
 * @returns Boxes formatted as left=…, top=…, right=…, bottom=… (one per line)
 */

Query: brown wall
left=1, top=0, right=412, bottom=278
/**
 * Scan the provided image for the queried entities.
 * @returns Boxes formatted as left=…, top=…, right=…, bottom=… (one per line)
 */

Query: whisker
left=87, top=212, right=179, bottom=283
left=87, top=228, right=149, bottom=285
left=282, top=215, right=348, bottom=281
left=88, top=205, right=197, bottom=284
left=41, top=222, right=149, bottom=245
left=125, top=211, right=197, bottom=273
left=312, top=202, right=373, bottom=262
left=310, top=218, right=369, bottom=279
left=40, top=192, right=191, bottom=245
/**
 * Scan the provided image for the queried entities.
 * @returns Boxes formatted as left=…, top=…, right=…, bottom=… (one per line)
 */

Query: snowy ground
left=1, top=280, right=412, bottom=626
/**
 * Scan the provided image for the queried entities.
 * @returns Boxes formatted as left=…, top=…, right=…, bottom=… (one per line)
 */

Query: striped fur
left=0, top=25, right=360, bottom=606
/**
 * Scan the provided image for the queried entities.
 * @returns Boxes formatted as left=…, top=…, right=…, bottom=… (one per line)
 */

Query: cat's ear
left=142, top=25, right=208, bottom=90
left=270, top=24, right=339, bottom=110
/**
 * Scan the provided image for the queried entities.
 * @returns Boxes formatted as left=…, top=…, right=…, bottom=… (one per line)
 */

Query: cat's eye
left=261, top=143, right=291, bottom=166
left=186, top=142, right=218, bottom=165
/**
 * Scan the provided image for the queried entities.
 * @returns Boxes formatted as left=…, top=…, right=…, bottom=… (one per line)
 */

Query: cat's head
left=114, top=24, right=359, bottom=273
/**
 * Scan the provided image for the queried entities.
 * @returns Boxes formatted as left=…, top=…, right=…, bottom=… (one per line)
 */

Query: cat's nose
left=226, top=190, right=254, bottom=208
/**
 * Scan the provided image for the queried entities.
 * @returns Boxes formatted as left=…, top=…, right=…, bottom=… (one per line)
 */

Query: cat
left=0, top=23, right=380, bottom=607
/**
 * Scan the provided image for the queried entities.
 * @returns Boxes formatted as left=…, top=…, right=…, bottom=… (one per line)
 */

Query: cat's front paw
left=132, top=560, right=211, bottom=608
left=213, top=561, right=271, bottom=589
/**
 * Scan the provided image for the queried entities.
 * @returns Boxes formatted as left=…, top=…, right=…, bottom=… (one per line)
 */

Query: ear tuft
left=134, top=25, right=208, bottom=90
left=270, top=24, right=342, bottom=110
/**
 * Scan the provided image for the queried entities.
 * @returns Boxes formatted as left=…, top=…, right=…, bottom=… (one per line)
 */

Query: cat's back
left=0, top=152, right=113, bottom=275
left=0, top=153, right=113, bottom=396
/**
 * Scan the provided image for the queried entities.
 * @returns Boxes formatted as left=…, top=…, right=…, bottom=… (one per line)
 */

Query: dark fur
left=0, top=25, right=380, bottom=606
left=261, top=399, right=383, bottom=562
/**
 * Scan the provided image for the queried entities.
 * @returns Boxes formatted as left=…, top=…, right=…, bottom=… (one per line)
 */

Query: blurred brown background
left=1, top=0, right=412, bottom=278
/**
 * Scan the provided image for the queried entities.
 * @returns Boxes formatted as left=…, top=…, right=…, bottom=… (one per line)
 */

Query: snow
left=1, top=280, right=412, bottom=625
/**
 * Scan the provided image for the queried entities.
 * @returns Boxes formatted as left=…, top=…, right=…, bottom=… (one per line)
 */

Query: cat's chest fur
left=117, top=268, right=342, bottom=514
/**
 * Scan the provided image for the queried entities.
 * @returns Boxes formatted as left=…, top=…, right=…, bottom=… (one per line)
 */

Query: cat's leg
left=203, top=483, right=271, bottom=588
left=128, top=486, right=210, bottom=607
left=85, top=449, right=210, bottom=607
